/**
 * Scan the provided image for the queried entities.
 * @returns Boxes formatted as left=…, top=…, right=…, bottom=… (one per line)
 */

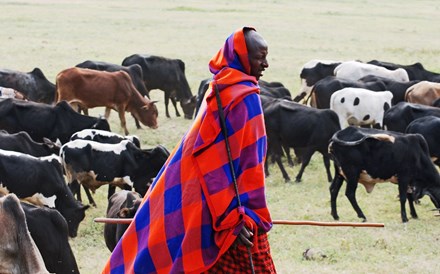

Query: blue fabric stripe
left=164, top=184, right=182, bottom=214
left=134, top=248, right=156, bottom=273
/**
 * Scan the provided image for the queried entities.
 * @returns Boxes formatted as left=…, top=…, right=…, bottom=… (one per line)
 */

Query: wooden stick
left=94, top=218, right=385, bottom=227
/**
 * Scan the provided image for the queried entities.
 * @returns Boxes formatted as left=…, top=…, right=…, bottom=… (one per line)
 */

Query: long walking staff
left=213, top=81, right=256, bottom=274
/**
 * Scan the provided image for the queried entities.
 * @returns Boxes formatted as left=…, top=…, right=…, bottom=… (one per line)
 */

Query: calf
left=367, top=60, right=440, bottom=81
left=0, top=149, right=88, bottom=237
left=330, top=87, right=393, bottom=128
left=262, top=95, right=340, bottom=182
left=406, top=115, right=440, bottom=167
left=0, top=98, right=110, bottom=144
left=0, top=67, right=55, bottom=104
left=104, top=190, right=142, bottom=252
left=69, top=128, right=142, bottom=206
left=383, top=102, right=440, bottom=132
left=0, top=130, right=60, bottom=157
left=61, top=139, right=170, bottom=199
left=56, top=67, right=158, bottom=135
left=0, top=194, right=49, bottom=274
left=329, top=126, right=440, bottom=222
left=335, top=61, right=409, bottom=82
left=22, top=201, right=79, bottom=273
left=405, top=81, right=440, bottom=106
left=122, top=54, right=197, bottom=119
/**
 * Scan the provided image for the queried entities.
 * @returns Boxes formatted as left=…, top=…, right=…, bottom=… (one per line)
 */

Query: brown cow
left=0, top=193, right=49, bottom=274
left=405, top=81, right=440, bottom=106
left=56, top=67, right=158, bottom=135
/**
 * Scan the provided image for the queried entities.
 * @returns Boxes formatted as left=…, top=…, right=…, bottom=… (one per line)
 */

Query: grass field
left=2, top=0, right=440, bottom=273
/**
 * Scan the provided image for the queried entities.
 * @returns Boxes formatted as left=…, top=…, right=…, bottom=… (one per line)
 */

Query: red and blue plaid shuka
left=103, top=26, right=273, bottom=274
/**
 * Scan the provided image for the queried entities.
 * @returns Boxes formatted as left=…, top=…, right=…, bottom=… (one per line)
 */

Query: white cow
left=330, top=87, right=393, bottom=129
left=334, top=61, right=409, bottom=82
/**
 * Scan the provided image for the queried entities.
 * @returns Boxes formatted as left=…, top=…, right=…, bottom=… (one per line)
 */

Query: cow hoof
left=332, top=215, right=339, bottom=221
left=284, top=178, right=291, bottom=183
left=295, top=178, right=301, bottom=183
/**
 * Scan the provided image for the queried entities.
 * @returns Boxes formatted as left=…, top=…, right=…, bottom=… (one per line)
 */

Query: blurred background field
left=2, top=0, right=440, bottom=273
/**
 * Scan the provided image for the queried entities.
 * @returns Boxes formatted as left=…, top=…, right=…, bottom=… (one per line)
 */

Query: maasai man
left=103, top=26, right=276, bottom=274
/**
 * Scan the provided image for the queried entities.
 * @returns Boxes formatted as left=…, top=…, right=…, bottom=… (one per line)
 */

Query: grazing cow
left=122, top=54, right=197, bottom=119
left=383, top=102, right=440, bottom=132
left=310, top=76, right=387, bottom=109
left=0, top=67, right=56, bottom=104
left=406, top=116, right=440, bottom=167
left=104, top=190, right=142, bottom=252
left=367, top=60, right=440, bottom=82
left=329, top=126, right=440, bottom=222
left=262, top=95, right=340, bottom=182
left=358, top=74, right=420, bottom=105
left=0, top=149, right=88, bottom=237
left=0, top=194, right=49, bottom=274
left=405, top=81, right=440, bottom=106
left=0, top=130, right=60, bottom=157
left=296, top=60, right=342, bottom=103
left=61, top=139, right=170, bottom=198
left=22, top=201, right=79, bottom=274
left=330, top=87, right=393, bottom=129
left=0, top=98, right=110, bottom=144
left=76, top=60, right=150, bottom=129
left=334, top=61, right=409, bottom=82
left=56, top=67, right=158, bottom=135
left=69, top=128, right=142, bottom=206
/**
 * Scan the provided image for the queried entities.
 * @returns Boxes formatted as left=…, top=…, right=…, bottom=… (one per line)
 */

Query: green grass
left=2, top=0, right=440, bottom=273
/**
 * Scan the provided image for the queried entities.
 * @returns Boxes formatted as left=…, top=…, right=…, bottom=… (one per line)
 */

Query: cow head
left=181, top=95, right=197, bottom=119
left=133, top=97, right=159, bottom=129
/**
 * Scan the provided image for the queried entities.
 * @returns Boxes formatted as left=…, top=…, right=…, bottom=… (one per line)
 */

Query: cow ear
left=82, top=204, right=91, bottom=211
left=118, top=208, right=130, bottom=218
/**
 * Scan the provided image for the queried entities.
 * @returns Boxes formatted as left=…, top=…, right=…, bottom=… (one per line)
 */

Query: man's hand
left=235, top=225, right=254, bottom=248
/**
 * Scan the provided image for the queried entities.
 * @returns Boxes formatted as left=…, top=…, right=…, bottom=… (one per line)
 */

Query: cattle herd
left=0, top=56, right=440, bottom=272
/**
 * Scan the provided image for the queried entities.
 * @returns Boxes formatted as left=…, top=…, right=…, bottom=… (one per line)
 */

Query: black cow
left=296, top=61, right=342, bottom=103
left=122, top=54, right=197, bottom=119
left=61, top=139, right=170, bottom=199
left=69, top=129, right=142, bottom=206
left=76, top=60, right=150, bottom=129
left=383, top=102, right=440, bottom=132
left=358, top=74, right=420, bottom=105
left=406, top=116, right=440, bottom=167
left=367, top=60, right=440, bottom=82
left=22, top=202, right=79, bottom=273
left=262, top=95, right=340, bottom=182
left=0, top=150, right=88, bottom=237
left=104, top=190, right=142, bottom=252
left=0, top=98, right=110, bottom=144
left=0, top=130, right=60, bottom=156
left=0, top=67, right=56, bottom=104
left=329, top=126, right=440, bottom=222
left=310, top=76, right=387, bottom=109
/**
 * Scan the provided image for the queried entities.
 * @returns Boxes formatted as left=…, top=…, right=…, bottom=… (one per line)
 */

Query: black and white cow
left=329, top=126, right=440, bottom=222
left=334, top=61, right=409, bottom=82
left=69, top=129, right=142, bottom=206
left=0, top=98, right=110, bottom=144
left=0, top=149, right=88, bottom=237
left=61, top=139, right=170, bottom=199
left=22, top=201, right=79, bottom=273
left=367, top=60, right=440, bottom=82
left=330, top=87, right=393, bottom=129
left=310, top=76, right=387, bottom=109
left=104, top=190, right=142, bottom=252
left=0, top=67, right=56, bottom=104
left=262, top=95, right=340, bottom=182
left=0, top=194, right=49, bottom=273
left=296, top=60, right=342, bottom=103
left=122, top=54, right=197, bottom=119
left=383, top=102, right=440, bottom=132
left=406, top=115, right=440, bottom=167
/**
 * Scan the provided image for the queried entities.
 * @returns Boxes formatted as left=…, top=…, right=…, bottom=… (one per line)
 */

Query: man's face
left=246, top=31, right=269, bottom=80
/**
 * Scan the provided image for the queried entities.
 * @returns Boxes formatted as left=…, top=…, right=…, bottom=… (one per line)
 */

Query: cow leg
left=344, top=175, right=367, bottom=222
left=322, top=153, right=333, bottom=183
left=407, top=192, right=418, bottom=219
left=104, top=107, right=112, bottom=120
left=68, top=180, right=81, bottom=202
left=264, top=154, right=270, bottom=177
left=295, top=149, right=314, bottom=183
left=274, top=154, right=291, bottom=182
left=108, top=185, right=116, bottom=200
left=398, top=180, right=409, bottom=222
left=330, top=172, right=344, bottom=220
left=132, top=113, right=142, bottom=129
left=164, top=92, right=171, bottom=118
left=82, top=185, right=97, bottom=207
left=171, top=97, right=181, bottom=118
left=116, top=107, right=129, bottom=135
